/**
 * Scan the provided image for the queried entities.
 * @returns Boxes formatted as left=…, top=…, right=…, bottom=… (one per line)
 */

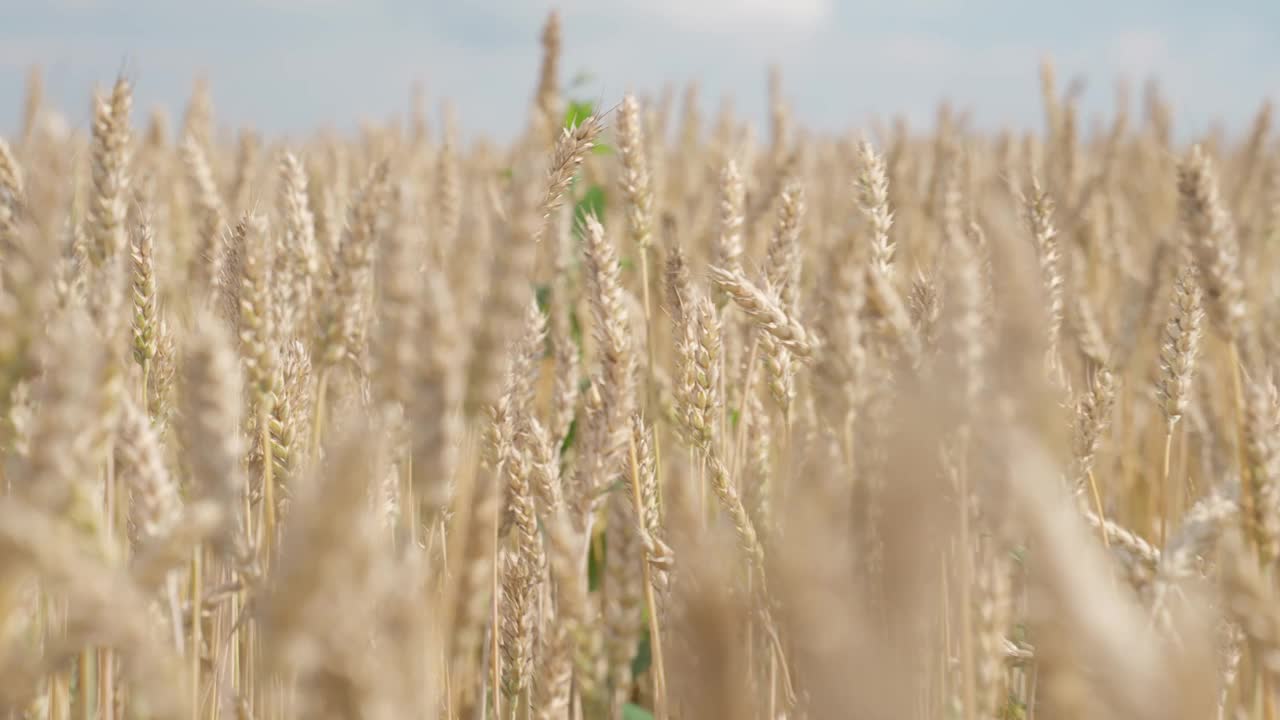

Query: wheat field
left=1, top=9, right=1279, bottom=720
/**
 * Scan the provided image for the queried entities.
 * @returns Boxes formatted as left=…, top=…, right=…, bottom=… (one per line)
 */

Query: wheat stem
left=309, top=369, right=330, bottom=465
left=731, top=337, right=762, bottom=481
left=190, top=547, right=202, bottom=720
left=629, top=432, right=668, bottom=719
left=1160, top=429, right=1174, bottom=549
left=491, top=517, right=502, bottom=720
left=956, top=440, right=976, bottom=720
left=1087, top=470, right=1110, bottom=550
left=1229, top=341, right=1259, bottom=554
left=77, top=648, right=93, bottom=720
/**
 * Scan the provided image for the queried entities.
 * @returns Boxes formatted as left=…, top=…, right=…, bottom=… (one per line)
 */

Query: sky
left=1, top=0, right=1278, bottom=142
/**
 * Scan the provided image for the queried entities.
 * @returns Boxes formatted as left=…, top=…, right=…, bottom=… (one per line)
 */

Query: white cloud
left=39, top=0, right=103, bottom=8
left=557, top=0, right=831, bottom=32
left=236, top=0, right=353, bottom=7
left=1104, top=28, right=1172, bottom=78
left=642, top=0, right=831, bottom=30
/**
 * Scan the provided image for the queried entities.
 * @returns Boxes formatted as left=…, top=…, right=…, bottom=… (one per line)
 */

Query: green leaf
left=729, top=408, right=741, bottom=430
left=559, top=417, right=577, bottom=455
left=596, top=478, right=627, bottom=497
left=564, top=100, right=595, bottom=129
left=1002, top=693, right=1028, bottom=719
left=569, top=308, right=584, bottom=350
left=573, top=185, right=607, bottom=229
left=622, top=704, right=654, bottom=720
left=535, top=284, right=552, bottom=313
left=630, top=625, right=652, bottom=676
left=591, top=142, right=614, bottom=156
left=588, top=533, right=604, bottom=592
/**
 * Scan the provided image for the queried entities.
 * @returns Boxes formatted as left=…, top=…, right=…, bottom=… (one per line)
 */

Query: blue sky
left=1, top=0, right=1278, bottom=142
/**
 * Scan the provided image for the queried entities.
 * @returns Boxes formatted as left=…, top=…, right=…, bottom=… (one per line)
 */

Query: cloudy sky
left=2, top=0, right=1278, bottom=141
